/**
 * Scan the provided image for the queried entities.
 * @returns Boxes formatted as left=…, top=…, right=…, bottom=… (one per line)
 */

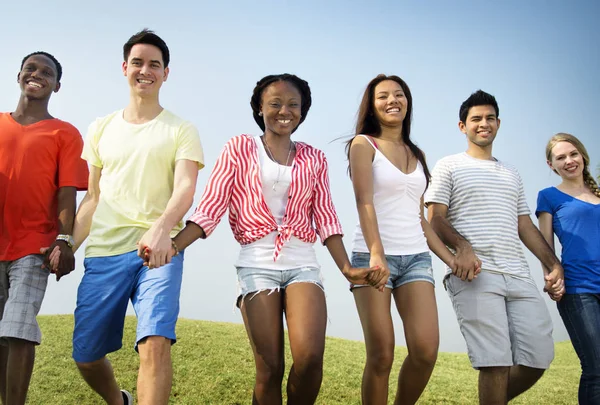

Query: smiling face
left=122, top=43, right=169, bottom=98
left=548, top=141, right=586, bottom=181
left=372, top=80, right=408, bottom=128
left=18, top=54, right=60, bottom=100
left=260, top=80, right=302, bottom=137
left=459, top=105, right=500, bottom=148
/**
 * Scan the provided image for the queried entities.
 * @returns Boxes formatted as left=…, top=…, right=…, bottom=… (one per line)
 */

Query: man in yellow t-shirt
left=68, top=30, right=204, bottom=405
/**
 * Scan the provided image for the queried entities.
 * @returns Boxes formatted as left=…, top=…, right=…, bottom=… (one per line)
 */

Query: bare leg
left=479, top=366, right=510, bottom=405
left=392, top=282, right=439, bottom=405
left=284, top=283, right=327, bottom=405
left=241, top=291, right=285, bottom=405
left=3, top=338, right=35, bottom=405
left=0, top=345, right=7, bottom=405
left=76, top=357, right=124, bottom=405
left=507, top=365, right=544, bottom=400
left=353, top=287, right=394, bottom=405
left=137, top=336, right=172, bottom=405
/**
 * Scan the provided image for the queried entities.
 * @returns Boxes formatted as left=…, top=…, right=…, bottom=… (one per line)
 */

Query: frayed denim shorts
left=235, top=266, right=324, bottom=307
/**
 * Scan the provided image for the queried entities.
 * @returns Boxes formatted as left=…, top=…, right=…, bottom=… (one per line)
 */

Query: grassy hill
left=29, top=315, right=579, bottom=404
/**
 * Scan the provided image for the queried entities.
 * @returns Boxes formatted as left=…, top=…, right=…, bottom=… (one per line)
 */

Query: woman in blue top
left=536, top=133, right=600, bottom=405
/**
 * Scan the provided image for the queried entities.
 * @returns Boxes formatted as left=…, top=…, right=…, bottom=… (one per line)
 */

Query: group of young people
left=0, top=28, right=598, bottom=405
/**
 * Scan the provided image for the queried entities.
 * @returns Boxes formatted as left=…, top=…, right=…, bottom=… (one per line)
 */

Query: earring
left=258, top=112, right=263, bottom=117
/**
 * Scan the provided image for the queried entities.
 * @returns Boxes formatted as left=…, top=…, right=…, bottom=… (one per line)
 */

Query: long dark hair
left=345, top=74, right=431, bottom=185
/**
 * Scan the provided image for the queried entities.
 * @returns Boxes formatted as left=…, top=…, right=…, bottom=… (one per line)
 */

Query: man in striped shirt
left=425, top=90, right=565, bottom=405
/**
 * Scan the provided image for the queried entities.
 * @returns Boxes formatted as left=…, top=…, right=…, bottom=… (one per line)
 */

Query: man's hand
left=137, top=225, right=173, bottom=269
left=41, top=241, right=74, bottom=281
left=544, top=264, right=565, bottom=301
left=454, top=245, right=481, bottom=282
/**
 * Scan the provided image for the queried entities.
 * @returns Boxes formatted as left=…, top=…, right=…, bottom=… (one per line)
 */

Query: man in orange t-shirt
left=0, top=52, right=88, bottom=405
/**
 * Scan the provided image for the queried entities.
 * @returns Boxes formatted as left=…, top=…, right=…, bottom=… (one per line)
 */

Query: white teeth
left=138, top=79, right=152, bottom=84
left=278, top=119, right=291, bottom=124
left=387, top=108, right=400, bottom=113
left=27, top=81, right=42, bottom=88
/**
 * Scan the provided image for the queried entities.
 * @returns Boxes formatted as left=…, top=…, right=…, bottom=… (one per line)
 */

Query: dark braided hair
left=250, top=74, right=312, bottom=134
left=345, top=74, right=431, bottom=186
left=20, top=51, right=62, bottom=82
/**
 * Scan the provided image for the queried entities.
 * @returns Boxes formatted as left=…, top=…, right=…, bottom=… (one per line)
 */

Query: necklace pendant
left=272, top=183, right=277, bottom=191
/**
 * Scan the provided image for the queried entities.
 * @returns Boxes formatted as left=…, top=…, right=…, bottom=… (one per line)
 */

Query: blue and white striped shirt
left=425, top=152, right=532, bottom=280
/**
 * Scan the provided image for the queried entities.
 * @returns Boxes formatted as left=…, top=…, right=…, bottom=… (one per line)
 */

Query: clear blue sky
left=2, top=0, right=598, bottom=352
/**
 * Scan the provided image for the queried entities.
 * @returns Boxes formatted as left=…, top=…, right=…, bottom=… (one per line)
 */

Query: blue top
left=536, top=187, right=600, bottom=294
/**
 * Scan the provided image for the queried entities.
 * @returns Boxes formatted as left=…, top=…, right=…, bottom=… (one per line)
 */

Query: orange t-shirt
left=0, top=112, right=89, bottom=261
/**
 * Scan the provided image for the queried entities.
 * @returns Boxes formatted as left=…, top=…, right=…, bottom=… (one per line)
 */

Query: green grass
left=29, top=315, right=579, bottom=404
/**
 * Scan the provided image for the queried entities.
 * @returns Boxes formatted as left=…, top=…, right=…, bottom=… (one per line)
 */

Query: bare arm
left=537, top=212, right=555, bottom=275
left=518, top=215, right=564, bottom=299
left=428, top=202, right=480, bottom=281
left=420, top=198, right=455, bottom=268
left=138, top=159, right=199, bottom=268
left=73, top=165, right=102, bottom=252
left=42, top=187, right=78, bottom=280
left=518, top=215, right=561, bottom=271
left=348, top=136, right=389, bottom=287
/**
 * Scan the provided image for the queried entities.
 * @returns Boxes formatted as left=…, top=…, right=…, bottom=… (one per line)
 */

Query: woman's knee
left=366, top=346, right=394, bottom=375
left=409, top=342, right=438, bottom=369
left=255, top=354, right=285, bottom=383
left=292, top=349, right=324, bottom=376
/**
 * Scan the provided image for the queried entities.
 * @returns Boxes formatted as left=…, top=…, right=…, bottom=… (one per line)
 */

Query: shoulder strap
left=357, top=134, right=379, bottom=150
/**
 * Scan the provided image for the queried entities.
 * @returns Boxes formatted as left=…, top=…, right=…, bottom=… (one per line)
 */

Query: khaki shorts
left=446, top=270, right=554, bottom=369
left=0, top=255, right=50, bottom=345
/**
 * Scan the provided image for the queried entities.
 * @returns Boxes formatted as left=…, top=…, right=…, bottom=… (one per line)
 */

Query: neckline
left=552, top=186, right=600, bottom=207
left=462, top=152, right=498, bottom=163
left=374, top=148, right=420, bottom=175
left=255, top=135, right=295, bottom=168
left=7, top=112, right=58, bottom=128
left=363, top=135, right=419, bottom=175
left=119, top=108, right=166, bottom=127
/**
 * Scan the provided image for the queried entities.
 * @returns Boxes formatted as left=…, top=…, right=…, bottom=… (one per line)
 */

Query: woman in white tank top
left=346, top=75, right=457, bottom=404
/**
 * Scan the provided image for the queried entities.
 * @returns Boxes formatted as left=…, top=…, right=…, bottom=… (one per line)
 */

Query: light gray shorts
left=0, top=255, right=50, bottom=345
left=446, top=270, right=554, bottom=370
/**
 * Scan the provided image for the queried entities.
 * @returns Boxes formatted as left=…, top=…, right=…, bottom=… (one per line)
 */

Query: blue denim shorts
left=73, top=250, right=184, bottom=363
left=235, top=266, right=324, bottom=307
left=350, top=251, right=434, bottom=290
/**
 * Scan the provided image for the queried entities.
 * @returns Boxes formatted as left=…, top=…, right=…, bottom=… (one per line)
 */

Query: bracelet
left=171, top=239, right=180, bottom=256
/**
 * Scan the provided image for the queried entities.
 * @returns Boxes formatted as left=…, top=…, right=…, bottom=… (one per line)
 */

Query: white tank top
left=235, top=136, right=320, bottom=270
left=352, top=135, right=429, bottom=255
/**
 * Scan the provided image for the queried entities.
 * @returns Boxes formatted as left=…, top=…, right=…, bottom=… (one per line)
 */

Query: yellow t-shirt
left=82, top=109, right=204, bottom=257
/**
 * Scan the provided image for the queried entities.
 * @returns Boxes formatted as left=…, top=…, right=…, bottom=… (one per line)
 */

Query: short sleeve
left=535, top=189, right=553, bottom=217
left=81, top=120, right=103, bottom=168
left=175, top=122, right=204, bottom=170
left=516, top=173, right=531, bottom=216
left=424, top=158, right=453, bottom=207
left=57, top=125, right=89, bottom=190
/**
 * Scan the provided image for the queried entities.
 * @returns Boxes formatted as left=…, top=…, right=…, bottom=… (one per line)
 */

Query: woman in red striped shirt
left=171, top=74, right=386, bottom=404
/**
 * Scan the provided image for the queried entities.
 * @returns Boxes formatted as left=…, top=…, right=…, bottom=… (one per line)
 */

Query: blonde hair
left=546, top=133, right=600, bottom=198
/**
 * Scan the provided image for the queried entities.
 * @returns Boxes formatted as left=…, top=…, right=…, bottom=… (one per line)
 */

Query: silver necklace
left=261, top=136, right=294, bottom=191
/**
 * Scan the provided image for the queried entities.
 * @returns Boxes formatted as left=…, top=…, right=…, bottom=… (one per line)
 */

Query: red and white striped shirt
left=188, top=134, right=343, bottom=260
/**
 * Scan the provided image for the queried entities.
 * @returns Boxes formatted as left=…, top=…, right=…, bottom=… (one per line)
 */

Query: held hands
left=343, top=265, right=387, bottom=292
left=544, top=264, right=565, bottom=302
left=137, top=225, right=173, bottom=269
left=453, top=246, right=482, bottom=282
left=365, top=253, right=391, bottom=292
left=40, top=241, right=74, bottom=281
